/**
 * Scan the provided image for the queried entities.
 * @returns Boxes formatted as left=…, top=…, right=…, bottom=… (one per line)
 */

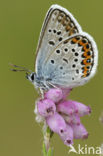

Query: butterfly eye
left=31, top=73, right=34, bottom=81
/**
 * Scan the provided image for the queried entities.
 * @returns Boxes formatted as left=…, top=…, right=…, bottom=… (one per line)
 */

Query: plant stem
left=42, top=126, right=53, bottom=156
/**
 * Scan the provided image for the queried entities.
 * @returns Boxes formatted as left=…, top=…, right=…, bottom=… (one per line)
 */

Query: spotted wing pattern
left=41, top=33, right=98, bottom=88
left=35, top=5, right=82, bottom=76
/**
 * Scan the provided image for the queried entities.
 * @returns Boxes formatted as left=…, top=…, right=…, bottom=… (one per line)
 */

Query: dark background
left=0, top=0, right=103, bottom=156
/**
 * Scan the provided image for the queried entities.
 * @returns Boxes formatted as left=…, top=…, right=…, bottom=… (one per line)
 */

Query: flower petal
left=37, top=99, right=56, bottom=117
left=57, top=100, right=78, bottom=116
left=44, top=88, right=63, bottom=103
left=46, top=112, right=66, bottom=134
left=60, top=124, right=73, bottom=146
left=72, top=123, right=88, bottom=139
left=68, top=100, right=91, bottom=117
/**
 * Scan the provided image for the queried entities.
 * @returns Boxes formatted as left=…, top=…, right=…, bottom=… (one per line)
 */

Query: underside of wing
left=42, top=32, right=98, bottom=88
left=35, top=4, right=82, bottom=76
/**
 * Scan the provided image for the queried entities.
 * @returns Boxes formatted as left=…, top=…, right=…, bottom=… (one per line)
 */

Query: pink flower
left=60, top=124, right=73, bottom=146
left=37, top=99, right=56, bottom=117
left=71, top=123, right=88, bottom=139
left=36, top=88, right=91, bottom=146
left=46, top=112, right=66, bottom=134
left=57, top=100, right=78, bottom=115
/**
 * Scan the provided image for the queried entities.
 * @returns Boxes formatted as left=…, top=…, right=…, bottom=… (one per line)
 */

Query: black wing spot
left=87, top=66, right=90, bottom=69
left=56, top=49, right=60, bottom=54
left=51, top=60, right=55, bottom=64
left=59, top=37, right=62, bottom=42
left=74, top=59, right=78, bottom=62
left=57, top=31, right=61, bottom=35
left=48, top=29, right=52, bottom=32
left=86, top=44, right=89, bottom=49
left=75, top=53, right=79, bottom=56
left=72, top=49, right=75, bottom=52
left=60, top=66, right=63, bottom=70
left=76, top=69, right=79, bottom=74
left=64, top=40, right=68, bottom=44
left=64, top=48, right=68, bottom=52
left=63, top=58, right=68, bottom=64
left=72, top=64, right=76, bottom=68
left=82, top=39, right=87, bottom=43
left=87, top=51, right=91, bottom=56
left=49, top=41, right=55, bottom=46
left=86, top=59, right=91, bottom=63
left=72, top=77, right=74, bottom=80
left=53, top=29, right=56, bottom=33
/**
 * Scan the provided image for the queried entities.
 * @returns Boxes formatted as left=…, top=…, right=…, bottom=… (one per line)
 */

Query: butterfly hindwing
left=41, top=33, right=98, bottom=88
left=35, top=5, right=82, bottom=76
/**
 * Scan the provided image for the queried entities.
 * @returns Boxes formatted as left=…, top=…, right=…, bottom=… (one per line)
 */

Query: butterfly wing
left=35, top=4, right=82, bottom=77
left=41, top=32, right=98, bottom=88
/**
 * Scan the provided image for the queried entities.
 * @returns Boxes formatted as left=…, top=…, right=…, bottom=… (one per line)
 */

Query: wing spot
left=59, top=37, right=63, bottom=42
left=76, top=69, right=79, bottom=74
left=75, top=37, right=80, bottom=40
left=78, top=43, right=83, bottom=47
left=60, top=66, right=63, bottom=70
left=64, top=40, right=68, bottom=44
left=56, top=49, right=60, bottom=54
left=82, top=39, right=87, bottom=43
left=72, top=77, right=74, bottom=80
left=51, top=60, right=55, bottom=64
left=75, top=53, right=79, bottom=56
left=86, top=59, right=91, bottom=63
left=57, top=31, right=61, bottom=35
left=49, top=41, right=55, bottom=46
left=48, top=29, right=52, bottom=32
left=72, top=64, right=76, bottom=68
left=87, top=66, right=90, bottom=69
left=71, top=40, right=75, bottom=44
left=63, top=58, right=68, bottom=64
left=86, top=44, right=90, bottom=49
left=72, top=49, right=75, bottom=52
left=87, top=51, right=91, bottom=56
left=53, top=29, right=56, bottom=33
left=74, top=59, right=78, bottom=62
left=64, top=48, right=68, bottom=52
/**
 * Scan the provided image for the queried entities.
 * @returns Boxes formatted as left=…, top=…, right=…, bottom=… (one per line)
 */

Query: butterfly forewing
left=35, top=5, right=82, bottom=76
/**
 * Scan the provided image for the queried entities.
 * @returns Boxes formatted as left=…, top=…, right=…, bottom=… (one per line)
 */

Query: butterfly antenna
left=9, top=63, right=32, bottom=73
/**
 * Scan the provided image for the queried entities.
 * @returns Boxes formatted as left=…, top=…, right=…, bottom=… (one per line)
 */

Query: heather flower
left=36, top=88, right=91, bottom=146
left=37, top=99, right=56, bottom=117
left=60, top=124, right=73, bottom=146
left=71, top=123, right=88, bottom=139
left=46, top=112, right=66, bottom=134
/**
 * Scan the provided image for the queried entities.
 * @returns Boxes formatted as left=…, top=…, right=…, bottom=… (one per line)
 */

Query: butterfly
left=12, top=4, right=98, bottom=91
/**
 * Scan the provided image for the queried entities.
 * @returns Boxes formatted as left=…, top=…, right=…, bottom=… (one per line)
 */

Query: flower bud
left=37, top=99, right=56, bottom=117
left=46, top=112, right=66, bottom=134
left=57, top=100, right=78, bottom=116
left=60, top=124, right=73, bottom=146
left=72, top=123, right=88, bottom=139
left=45, top=88, right=63, bottom=103
left=68, top=100, right=91, bottom=117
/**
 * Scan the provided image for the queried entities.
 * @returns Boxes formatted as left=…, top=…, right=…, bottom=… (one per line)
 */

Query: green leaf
left=47, top=148, right=53, bottom=156
left=42, top=143, right=47, bottom=156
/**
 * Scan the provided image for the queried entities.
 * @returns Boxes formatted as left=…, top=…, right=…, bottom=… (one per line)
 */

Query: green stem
left=42, top=126, right=54, bottom=156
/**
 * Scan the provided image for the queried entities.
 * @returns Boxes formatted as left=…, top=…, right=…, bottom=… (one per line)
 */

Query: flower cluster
left=35, top=88, right=91, bottom=146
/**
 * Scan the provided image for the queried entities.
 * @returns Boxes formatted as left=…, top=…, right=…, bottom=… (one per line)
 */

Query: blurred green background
left=0, top=0, right=103, bottom=156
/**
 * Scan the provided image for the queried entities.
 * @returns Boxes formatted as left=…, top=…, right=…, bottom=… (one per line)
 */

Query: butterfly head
left=26, top=72, right=36, bottom=83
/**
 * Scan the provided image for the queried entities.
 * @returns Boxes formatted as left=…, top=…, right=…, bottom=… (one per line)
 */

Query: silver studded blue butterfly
left=27, top=4, right=98, bottom=90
